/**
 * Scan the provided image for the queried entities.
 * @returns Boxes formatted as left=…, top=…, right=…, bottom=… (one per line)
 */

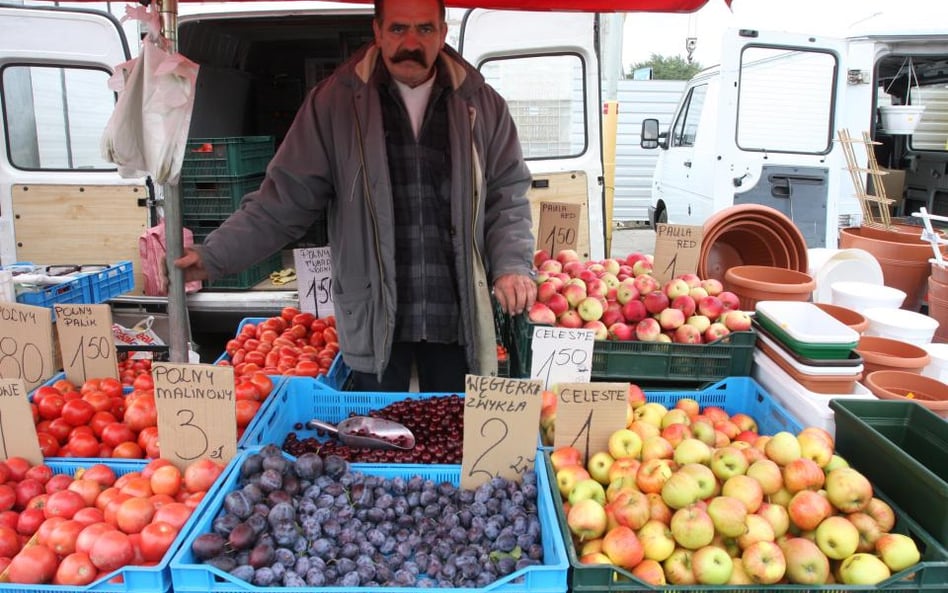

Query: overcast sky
left=623, top=0, right=946, bottom=70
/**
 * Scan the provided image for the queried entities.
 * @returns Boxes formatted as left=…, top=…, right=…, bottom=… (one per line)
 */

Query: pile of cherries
left=283, top=395, right=464, bottom=464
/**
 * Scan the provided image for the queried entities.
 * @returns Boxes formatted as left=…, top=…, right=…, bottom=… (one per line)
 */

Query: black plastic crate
left=182, top=136, right=274, bottom=178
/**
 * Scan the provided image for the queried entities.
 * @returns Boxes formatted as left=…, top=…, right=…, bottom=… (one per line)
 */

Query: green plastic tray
left=755, top=311, right=857, bottom=360
left=830, top=399, right=948, bottom=547
left=181, top=136, right=274, bottom=178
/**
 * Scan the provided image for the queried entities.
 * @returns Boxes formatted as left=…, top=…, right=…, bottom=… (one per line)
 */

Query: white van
left=0, top=1, right=616, bottom=354
left=641, top=25, right=948, bottom=248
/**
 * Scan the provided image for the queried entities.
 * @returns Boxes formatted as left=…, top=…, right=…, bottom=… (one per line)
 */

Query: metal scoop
left=306, top=416, right=415, bottom=450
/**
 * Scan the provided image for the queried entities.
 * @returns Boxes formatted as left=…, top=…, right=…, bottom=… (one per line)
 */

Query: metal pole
left=158, top=0, right=190, bottom=363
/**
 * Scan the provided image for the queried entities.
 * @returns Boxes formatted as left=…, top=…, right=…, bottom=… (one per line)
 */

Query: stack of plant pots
left=929, top=262, right=948, bottom=343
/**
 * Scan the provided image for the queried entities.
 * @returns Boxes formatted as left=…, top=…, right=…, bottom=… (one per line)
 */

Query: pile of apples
left=551, top=398, right=922, bottom=586
left=528, top=248, right=752, bottom=344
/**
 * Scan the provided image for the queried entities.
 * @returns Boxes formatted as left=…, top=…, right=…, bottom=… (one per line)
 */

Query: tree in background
left=628, top=54, right=703, bottom=80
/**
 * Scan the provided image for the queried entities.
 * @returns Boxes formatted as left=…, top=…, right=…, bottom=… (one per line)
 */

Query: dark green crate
left=543, top=450, right=948, bottom=591
left=505, top=314, right=755, bottom=384
left=830, top=399, right=948, bottom=547
left=206, top=252, right=283, bottom=290
left=182, top=136, right=274, bottom=178
left=181, top=175, right=264, bottom=221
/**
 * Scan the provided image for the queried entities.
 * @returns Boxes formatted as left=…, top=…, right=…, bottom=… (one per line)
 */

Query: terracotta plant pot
left=723, top=265, right=816, bottom=311
left=863, top=370, right=948, bottom=417
left=839, top=226, right=939, bottom=312
left=854, top=335, right=930, bottom=375
left=932, top=262, right=948, bottom=285
left=928, top=290, right=948, bottom=344
left=813, top=303, right=869, bottom=334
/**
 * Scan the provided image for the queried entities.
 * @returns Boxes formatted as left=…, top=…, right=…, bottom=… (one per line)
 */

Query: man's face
left=374, top=0, right=447, bottom=87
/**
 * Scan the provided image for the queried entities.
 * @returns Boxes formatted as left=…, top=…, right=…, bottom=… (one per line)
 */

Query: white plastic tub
left=862, top=307, right=940, bottom=345
left=752, top=350, right=876, bottom=437
left=922, top=343, right=948, bottom=382
left=879, top=104, right=926, bottom=135
left=830, top=281, right=906, bottom=313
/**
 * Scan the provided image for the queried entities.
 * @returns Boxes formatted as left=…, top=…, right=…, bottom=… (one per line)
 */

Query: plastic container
left=752, top=349, right=876, bottom=437
left=756, top=329, right=862, bottom=393
left=814, top=302, right=870, bottom=333
left=753, top=320, right=864, bottom=368
left=830, top=280, right=907, bottom=313
left=830, top=398, right=948, bottom=546
left=723, top=265, right=816, bottom=310
left=78, top=260, right=135, bottom=302
left=171, top=449, right=569, bottom=593
left=545, top=446, right=946, bottom=593
left=181, top=136, right=274, bottom=178
left=863, top=306, right=940, bottom=345
left=206, top=252, right=283, bottom=290
left=879, top=104, right=927, bottom=134
left=506, top=314, right=756, bottom=386
left=855, top=335, right=931, bottom=375
left=755, top=308, right=859, bottom=360
left=808, top=247, right=885, bottom=304
left=922, top=342, right=948, bottom=382
left=182, top=175, right=265, bottom=223
left=863, top=370, right=948, bottom=417
left=756, top=300, right=861, bottom=345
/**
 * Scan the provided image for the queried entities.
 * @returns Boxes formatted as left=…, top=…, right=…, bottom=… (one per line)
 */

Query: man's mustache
left=392, top=49, right=427, bottom=67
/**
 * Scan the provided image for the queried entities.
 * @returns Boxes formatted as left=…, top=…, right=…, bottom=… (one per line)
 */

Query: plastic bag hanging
left=100, top=1, right=199, bottom=184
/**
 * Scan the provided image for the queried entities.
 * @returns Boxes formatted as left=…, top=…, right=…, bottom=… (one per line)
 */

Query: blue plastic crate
left=239, top=379, right=458, bottom=451
left=0, top=458, right=230, bottom=593
left=15, top=273, right=86, bottom=311
left=78, top=260, right=135, bottom=302
left=214, top=317, right=350, bottom=390
left=170, top=448, right=568, bottom=593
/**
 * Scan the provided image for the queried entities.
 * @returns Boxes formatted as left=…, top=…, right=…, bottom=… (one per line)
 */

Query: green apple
left=707, top=495, right=748, bottom=538
left=568, top=478, right=607, bottom=506
left=663, top=547, right=697, bottom=585
left=782, top=537, right=830, bottom=585
left=679, top=462, right=718, bottom=500
left=673, top=438, right=712, bottom=465
left=692, top=545, right=733, bottom=585
left=875, top=533, right=921, bottom=572
left=838, top=552, right=892, bottom=585
left=607, top=428, right=643, bottom=460
left=815, top=515, right=860, bottom=560
left=825, top=467, right=873, bottom=513
left=586, top=451, right=615, bottom=485
left=741, top=540, right=786, bottom=584
left=670, top=504, right=715, bottom=550
left=661, top=470, right=701, bottom=509
left=567, top=498, right=608, bottom=541
left=710, top=446, right=750, bottom=481
left=764, top=431, right=802, bottom=466
left=636, top=519, right=676, bottom=562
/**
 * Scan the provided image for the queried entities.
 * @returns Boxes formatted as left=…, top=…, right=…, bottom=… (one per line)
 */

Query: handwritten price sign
left=293, top=247, right=334, bottom=318
left=552, top=382, right=629, bottom=462
left=461, top=375, right=543, bottom=490
left=0, top=303, right=54, bottom=392
left=153, top=363, right=237, bottom=470
left=55, top=303, right=118, bottom=384
left=653, top=223, right=703, bottom=284
left=529, top=326, right=595, bottom=389
left=537, top=201, right=580, bottom=256
left=0, top=378, right=43, bottom=464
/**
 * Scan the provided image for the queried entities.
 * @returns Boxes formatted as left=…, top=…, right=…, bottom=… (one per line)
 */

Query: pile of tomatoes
left=31, top=372, right=274, bottom=459
left=0, top=456, right=224, bottom=585
left=220, top=308, right=339, bottom=380
left=117, top=357, right=154, bottom=387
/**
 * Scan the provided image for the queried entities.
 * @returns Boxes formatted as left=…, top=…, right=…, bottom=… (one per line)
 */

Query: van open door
left=0, top=5, right=150, bottom=289
left=458, top=9, right=606, bottom=260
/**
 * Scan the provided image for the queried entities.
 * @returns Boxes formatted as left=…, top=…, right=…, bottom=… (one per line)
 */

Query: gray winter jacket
left=199, top=42, right=534, bottom=378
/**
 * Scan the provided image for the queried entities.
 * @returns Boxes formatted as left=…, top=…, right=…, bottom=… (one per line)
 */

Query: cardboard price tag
left=0, top=378, right=43, bottom=465
left=552, top=382, right=629, bottom=462
left=529, top=326, right=595, bottom=389
left=537, top=201, right=581, bottom=257
left=55, top=303, right=119, bottom=385
left=653, top=223, right=704, bottom=285
left=461, top=375, right=543, bottom=490
left=0, top=303, right=55, bottom=392
left=293, top=247, right=334, bottom=318
left=153, top=363, right=237, bottom=470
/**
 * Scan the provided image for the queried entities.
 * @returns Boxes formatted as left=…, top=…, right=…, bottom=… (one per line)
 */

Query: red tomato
left=137, top=426, right=161, bottom=459
left=44, top=473, right=73, bottom=494
left=75, top=522, right=113, bottom=555
left=249, top=372, right=274, bottom=397
left=182, top=459, right=224, bottom=494
left=80, top=378, right=102, bottom=394
left=44, top=489, right=86, bottom=519
left=89, top=529, right=134, bottom=572
left=67, top=432, right=99, bottom=458
left=16, top=507, right=46, bottom=535
left=89, top=411, right=118, bottom=437
left=80, top=464, right=117, bottom=487
left=0, top=524, right=21, bottom=557
left=36, top=433, right=60, bottom=458
left=280, top=306, right=300, bottom=322
left=52, top=378, right=77, bottom=394
left=295, top=360, right=321, bottom=377
left=47, top=519, right=85, bottom=556
left=5, top=457, right=31, bottom=482
left=139, top=521, right=178, bottom=562
left=14, top=479, right=45, bottom=510
left=243, top=351, right=266, bottom=367
left=24, top=464, right=53, bottom=484
left=73, top=507, right=105, bottom=526
left=111, top=441, right=144, bottom=459
left=60, top=398, right=95, bottom=427
left=83, top=391, right=113, bottom=413
left=0, top=484, right=16, bottom=511
left=149, top=465, right=182, bottom=497
left=47, top=418, right=74, bottom=444
left=132, top=374, right=154, bottom=392
left=66, top=478, right=103, bottom=507
left=153, top=502, right=192, bottom=531
left=32, top=385, right=61, bottom=403
left=100, top=422, right=136, bottom=448
left=53, top=551, right=98, bottom=586
left=292, top=312, right=316, bottom=328
left=6, top=542, right=58, bottom=584
left=234, top=381, right=262, bottom=402
left=0, top=510, right=18, bottom=530
left=115, top=497, right=155, bottom=534
left=123, top=395, right=157, bottom=432
left=98, top=377, right=124, bottom=399
left=235, top=399, right=261, bottom=429
left=118, top=477, right=152, bottom=499
left=35, top=516, right=66, bottom=545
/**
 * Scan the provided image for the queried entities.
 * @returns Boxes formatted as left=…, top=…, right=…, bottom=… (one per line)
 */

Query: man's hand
left=174, top=247, right=210, bottom=282
left=493, top=273, right=536, bottom=315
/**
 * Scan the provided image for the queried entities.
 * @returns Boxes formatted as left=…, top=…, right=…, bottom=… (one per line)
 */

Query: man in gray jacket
left=175, top=0, right=537, bottom=391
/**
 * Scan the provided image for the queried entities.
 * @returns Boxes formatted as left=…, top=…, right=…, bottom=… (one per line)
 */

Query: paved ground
left=609, top=226, right=657, bottom=258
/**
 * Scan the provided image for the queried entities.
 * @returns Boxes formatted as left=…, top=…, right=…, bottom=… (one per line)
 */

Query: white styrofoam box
left=752, top=350, right=876, bottom=437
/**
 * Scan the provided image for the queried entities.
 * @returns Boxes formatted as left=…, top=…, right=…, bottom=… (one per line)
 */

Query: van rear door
left=459, top=9, right=605, bottom=260
left=716, top=29, right=848, bottom=248
left=0, top=5, right=149, bottom=289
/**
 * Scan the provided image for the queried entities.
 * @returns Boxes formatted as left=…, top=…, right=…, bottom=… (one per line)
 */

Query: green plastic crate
left=543, top=450, right=948, bottom=592
left=181, top=175, right=264, bottom=222
left=830, top=399, right=948, bottom=547
left=506, top=314, right=755, bottom=385
left=207, top=252, right=282, bottom=290
left=181, top=136, right=274, bottom=178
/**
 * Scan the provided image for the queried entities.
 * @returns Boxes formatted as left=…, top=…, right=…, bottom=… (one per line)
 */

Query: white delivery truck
left=0, top=1, right=632, bottom=354
left=640, top=23, right=948, bottom=248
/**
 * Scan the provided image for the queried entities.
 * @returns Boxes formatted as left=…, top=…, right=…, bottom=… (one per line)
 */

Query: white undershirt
left=395, top=72, right=436, bottom=140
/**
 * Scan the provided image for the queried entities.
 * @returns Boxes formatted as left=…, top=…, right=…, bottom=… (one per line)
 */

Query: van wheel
left=655, top=208, right=668, bottom=226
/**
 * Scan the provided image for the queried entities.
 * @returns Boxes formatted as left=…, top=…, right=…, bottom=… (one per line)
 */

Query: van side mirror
left=640, top=118, right=662, bottom=149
